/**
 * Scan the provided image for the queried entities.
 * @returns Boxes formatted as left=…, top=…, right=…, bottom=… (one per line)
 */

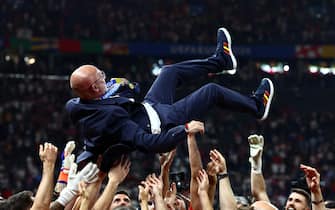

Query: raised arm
left=187, top=120, right=205, bottom=210
left=138, top=181, right=150, bottom=210
left=31, top=143, right=58, bottom=210
left=300, top=164, right=326, bottom=210
left=210, top=149, right=237, bottom=210
left=248, top=134, right=270, bottom=202
left=206, top=160, right=218, bottom=204
left=158, top=149, right=176, bottom=197
left=54, top=141, right=76, bottom=194
left=92, top=156, right=131, bottom=210
left=147, top=173, right=168, bottom=210
left=196, top=169, right=213, bottom=210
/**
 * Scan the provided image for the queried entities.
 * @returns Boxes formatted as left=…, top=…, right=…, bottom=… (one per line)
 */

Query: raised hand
left=197, top=169, right=209, bottom=194
left=39, top=142, right=58, bottom=164
left=108, top=155, right=131, bottom=183
left=300, top=164, right=321, bottom=193
left=186, top=120, right=205, bottom=135
left=209, top=149, right=227, bottom=174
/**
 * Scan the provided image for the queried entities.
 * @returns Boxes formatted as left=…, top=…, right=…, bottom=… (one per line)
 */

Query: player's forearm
left=153, top=193, right=168, bottom=210
left=198, top=191, right=214, bottom=210
left=160, top=166, right=170, bottom=197
left=50, top=201, right=65, bottom=210
left=187, top=134, right=203, bottom=175
left=207, top=175, right=217, bottom=204
left=139, top=200, right=149, bottom=210
left=187, top=134, right=203, bottom=210
left=31, top=163, right=55, bottom=210
left=80, top=179, right=103, bottom=210
left=311, top=187, right=326, bottom=210
left=251, top=172, right=270, bottom=202
left=92, top=179, right=119, bottom=210
left=219, top=177, right=237, bottom=210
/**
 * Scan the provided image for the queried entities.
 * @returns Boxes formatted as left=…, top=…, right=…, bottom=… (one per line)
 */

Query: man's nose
left=120, top=201, right=128, bottom=206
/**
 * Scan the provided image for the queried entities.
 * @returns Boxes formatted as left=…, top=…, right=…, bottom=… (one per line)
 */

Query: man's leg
left=144, top=27, right=236, bottom=104
left=168, top=79, right=274, bottom=123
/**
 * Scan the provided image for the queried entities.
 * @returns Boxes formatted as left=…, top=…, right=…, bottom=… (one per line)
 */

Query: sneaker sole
left=260, top=78, right=274, bottom=121
left=219, top=27, right=237, bottom=70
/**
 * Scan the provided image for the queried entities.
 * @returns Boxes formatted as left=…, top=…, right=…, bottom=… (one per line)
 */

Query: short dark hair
left=115, top=190, right=131, bottom=198
left=290, top=176, right=311, bottom=207
left=291, top=188, right=311, bottom=206
left=6, top=190, right=34, bottom=210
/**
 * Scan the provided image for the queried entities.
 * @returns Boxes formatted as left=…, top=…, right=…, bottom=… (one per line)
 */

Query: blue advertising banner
left=128, top=43, right=295, bottom=58
left=128, top=43, right=170, bottom=56
left=251, top=45, right=295, bottom=58
left=1, top=36, right=304, bottom=59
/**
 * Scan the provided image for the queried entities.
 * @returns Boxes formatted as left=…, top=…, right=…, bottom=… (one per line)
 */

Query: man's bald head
left=70, top=65, right=99, bottom=90
left=70, top=65, right=107, bottom=99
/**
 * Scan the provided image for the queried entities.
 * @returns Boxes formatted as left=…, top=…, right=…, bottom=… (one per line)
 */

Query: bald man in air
left=65, top=27, right=274, bottom=168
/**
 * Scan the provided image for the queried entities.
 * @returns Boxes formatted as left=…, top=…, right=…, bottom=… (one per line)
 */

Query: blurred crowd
left=0, top=57, right=334, bottom=209
left=1, top=0, right=335, bottom=208
left=1, top=0, right=335, bottom=44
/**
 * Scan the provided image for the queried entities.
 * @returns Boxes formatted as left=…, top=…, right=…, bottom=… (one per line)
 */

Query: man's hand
left=55, top=141, right=76, bottom=193
left=39, top=142, right=58, bottom=164
left=56, top=162, right=100, bottom=207
left=206, top=161, right=218, bottom=177
left=138, top=181, right=150, bottom=203
left=248, top=134, right=264, bottom=157
left=300, top=164, right=321, bottom=193
left=159, top=149, right=176, bottom=169
left=146, top=173, right=163, bottom=198
left=248, top=134, right=264, bottom=173
left=197, top=169, right=209, bottom=194
left=108, top=155, right=131, bottom=183
left=62, top=141, right=76, bottom=171
left=186, top=120, right=205, bottom=135
left=209, top=149, right=227, bottom=174
left=164, top=182, right=177, bottom=208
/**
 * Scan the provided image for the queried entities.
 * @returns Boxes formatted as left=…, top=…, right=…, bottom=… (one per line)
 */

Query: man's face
left=285, top=192, right=310, bottom=210
left=92, top=69, right=107, bottom=94
left=109, top=193, right=131, bottom=209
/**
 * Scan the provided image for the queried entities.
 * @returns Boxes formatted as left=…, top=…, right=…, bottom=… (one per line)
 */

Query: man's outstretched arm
left=187, top=121, right=205, bottom=210
left=300, top=164, right=326, bottom=210
left=31, top=143, right=58, bottom=210
left=248, top=134, right=270, bottom=202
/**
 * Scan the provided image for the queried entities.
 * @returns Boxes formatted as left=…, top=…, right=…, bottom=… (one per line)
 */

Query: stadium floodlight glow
left=283, top=65, right=290, bottom=72
left=309, top=65, right=318, bottom=73
left=151, top=64, right=162, bottom=76
left=320, top=67, right=330, bottom=75
left=260, top=64, right=271, bottom=73
left=260, top=62, right=288, bottom=74
left=308, top=64, right=335, bottom=75
left=24, top=56, right=36, bottom=65
left=151, top=59, right=164, bottom=76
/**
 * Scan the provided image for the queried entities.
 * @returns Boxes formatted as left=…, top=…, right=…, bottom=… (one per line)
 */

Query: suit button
left=147, top=124, right=150, bottom=127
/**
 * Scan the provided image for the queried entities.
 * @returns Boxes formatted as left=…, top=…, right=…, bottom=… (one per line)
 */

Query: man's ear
left=91, top=83, right=99, bottom=92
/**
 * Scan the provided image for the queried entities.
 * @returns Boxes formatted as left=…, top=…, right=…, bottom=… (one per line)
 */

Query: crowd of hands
left=0, top=120, right=330, bottom=210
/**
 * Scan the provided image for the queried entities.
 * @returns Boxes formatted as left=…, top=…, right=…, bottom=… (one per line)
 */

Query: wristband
left=217, top=173, right=228, bottom=180
left=185, top=123, right=189, bottom=132
left=312, top=199, right=323, bottom=205
left=57, top=170, right=69, bottom=184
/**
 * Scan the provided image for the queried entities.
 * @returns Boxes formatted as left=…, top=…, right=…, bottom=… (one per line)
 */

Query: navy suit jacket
left=65, top=95, right=187, bottom=163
